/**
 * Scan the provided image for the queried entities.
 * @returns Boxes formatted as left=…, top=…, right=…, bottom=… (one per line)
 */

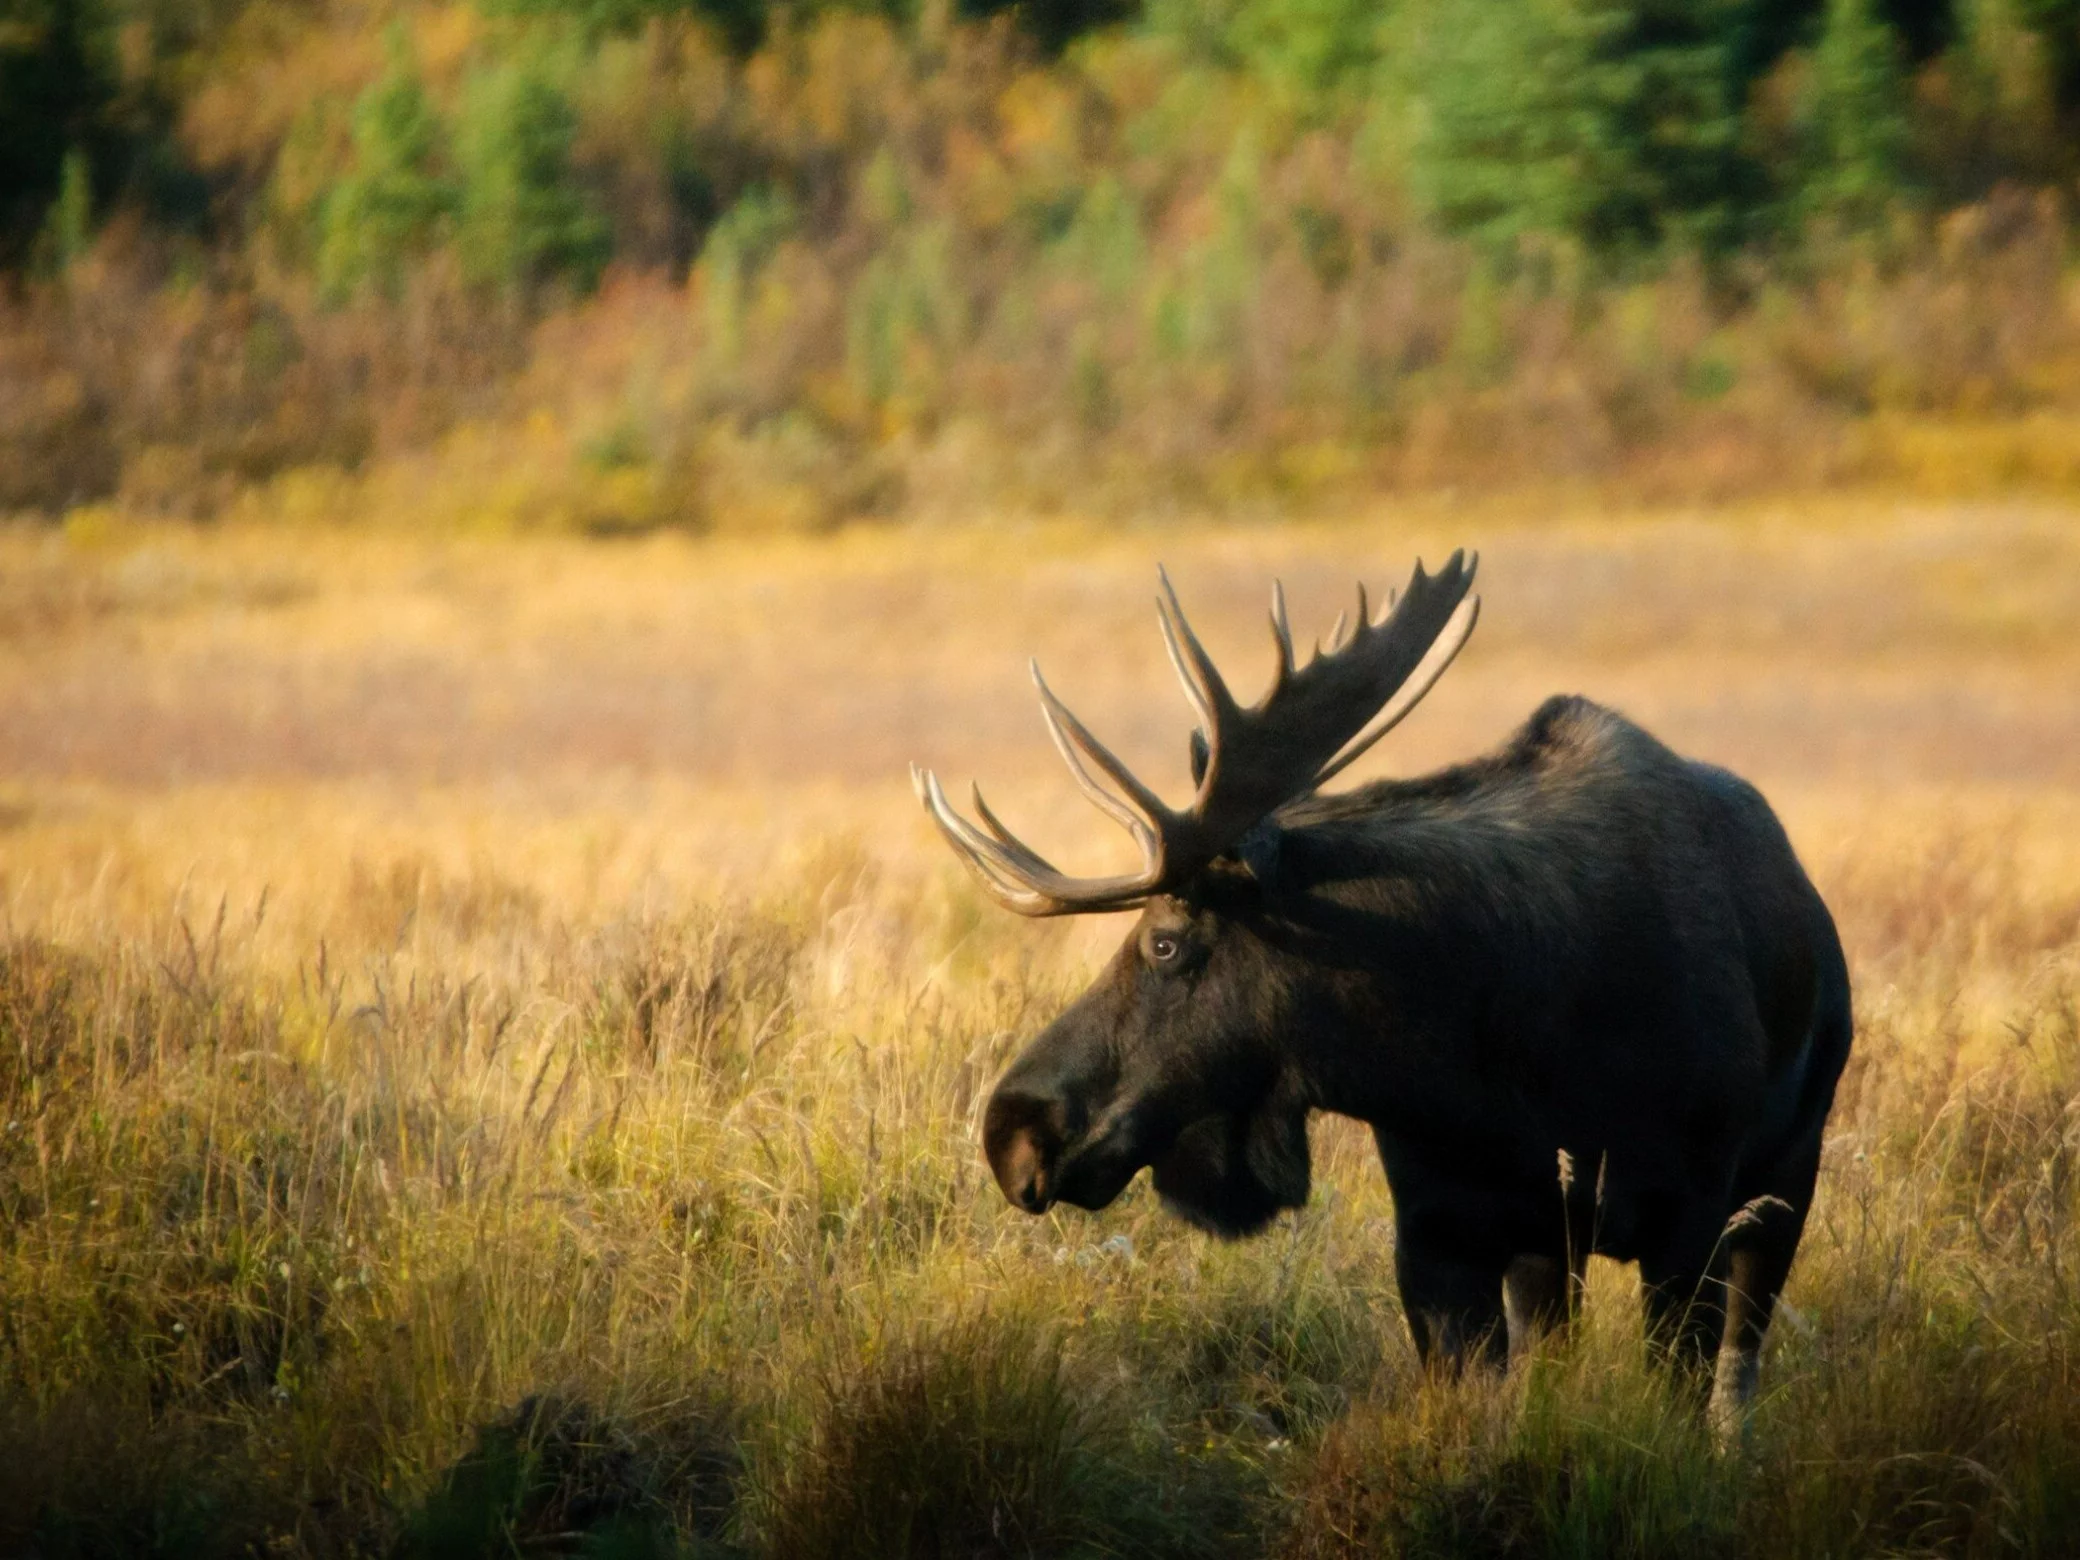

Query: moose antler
left=912, top=551, right=1479, bottom=916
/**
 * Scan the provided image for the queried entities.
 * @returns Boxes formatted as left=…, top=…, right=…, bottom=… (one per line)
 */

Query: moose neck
left=1244, top=806, right=1521, bottom=1136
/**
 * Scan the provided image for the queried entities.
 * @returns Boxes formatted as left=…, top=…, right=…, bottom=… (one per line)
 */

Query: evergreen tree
left=960, top=0, right=1138, bottom=56
left=1797, top=0, right=1913, bottom=231
left=317, top=29, right=457, bottom=301
left=0, top=0, right=117, bottom=265
left=44, top=146, right=93, bottom=272
left=700, top=184, right=795, bottom=369
left=456, top=53, right=611, bottom=298
left=1409, top=0, right=1754, bottom=266
left=1225, top=0, right=1388, bottom=104
left=2016, top=0, right=2080, bottom=124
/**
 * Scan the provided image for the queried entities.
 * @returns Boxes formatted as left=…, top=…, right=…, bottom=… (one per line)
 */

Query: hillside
left=6, top=0, right=2080, bottom=526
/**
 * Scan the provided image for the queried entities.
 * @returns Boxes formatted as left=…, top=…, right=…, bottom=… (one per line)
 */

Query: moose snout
left=997, top=1130, right=1052, bottom=1212
left=983, top=1087, right=1074, bottom=1215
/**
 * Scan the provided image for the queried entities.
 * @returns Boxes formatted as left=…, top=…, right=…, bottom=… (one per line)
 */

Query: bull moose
left=911, top=551, right=1851, bottom=1431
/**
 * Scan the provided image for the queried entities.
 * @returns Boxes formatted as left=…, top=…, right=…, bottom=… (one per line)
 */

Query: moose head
left=913, top=553, right=1479, bottom=1237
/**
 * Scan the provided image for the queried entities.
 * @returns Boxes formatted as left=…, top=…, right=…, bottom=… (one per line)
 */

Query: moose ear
left=1234, top=821, right=1282, bottom=886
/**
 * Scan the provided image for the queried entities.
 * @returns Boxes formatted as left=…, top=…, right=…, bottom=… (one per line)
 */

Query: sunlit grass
left=3, top=507, right=2078, bottom=1555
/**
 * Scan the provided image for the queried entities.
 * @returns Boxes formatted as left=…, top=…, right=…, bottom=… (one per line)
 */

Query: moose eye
left=1148, top=933, right=1182, bottom=964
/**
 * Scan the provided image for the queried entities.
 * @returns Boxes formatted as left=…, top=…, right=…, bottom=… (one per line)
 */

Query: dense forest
left=5, top=0, right=2080, bottom=523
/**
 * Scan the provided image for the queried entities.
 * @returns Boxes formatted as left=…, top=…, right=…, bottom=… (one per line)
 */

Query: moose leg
left=1712, top=1136, right=1823, bottom=1443
left=1637, top=1211, right=1728, bottom=1386
left=1395, top=1237, right=1508, bottom=1372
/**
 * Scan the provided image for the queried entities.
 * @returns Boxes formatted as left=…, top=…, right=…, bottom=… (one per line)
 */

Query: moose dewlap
left=912, top=551, right=1852, bottom=1433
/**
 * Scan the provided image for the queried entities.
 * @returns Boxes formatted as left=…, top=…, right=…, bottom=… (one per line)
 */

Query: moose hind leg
left=1712, top=1139, right=1823, bottom=1444
left=1638, top=1209, right=1729, bottom=1388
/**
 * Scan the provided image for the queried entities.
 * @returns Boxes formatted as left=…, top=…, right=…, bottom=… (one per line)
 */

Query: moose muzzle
left=984, top=1072, right=1163, bottom=1215
left=983, top=1088, right=1066, bottom=1213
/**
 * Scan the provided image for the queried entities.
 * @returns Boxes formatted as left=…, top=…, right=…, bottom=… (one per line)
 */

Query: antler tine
left=918, top=770, right=1039, bottom=888
left=910, top=550, right=1478, bottom=919
left=1155, top=567, right=1238, bottom=734
left=970, top=783, right=1062, bottom=878
left=1156, top=607, right=1213, bottom=731
left=1032, top=662, right=1170, bottom=855
left=913, top=767, right=1067, bottom=915
left=1195, top=549, right=1475, bottom=817
left=1326, top=609, right=1349, bottom=653
left=920, top=763, right=1168, bottom=916
left=1309, top=592, right=1480, bottom=791
left=1268, top=580, right=1295, bottom=692
left=925, top=768, right=1165, bottom=916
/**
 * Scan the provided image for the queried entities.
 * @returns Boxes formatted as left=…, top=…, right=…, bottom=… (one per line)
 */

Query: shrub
left=0, top=0, right=117, bottom=266
left=759, top=1315, right=1260, bottom=1559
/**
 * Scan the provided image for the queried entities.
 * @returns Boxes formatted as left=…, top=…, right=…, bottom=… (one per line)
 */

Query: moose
left=912, top=551, right=1851, bottom=1431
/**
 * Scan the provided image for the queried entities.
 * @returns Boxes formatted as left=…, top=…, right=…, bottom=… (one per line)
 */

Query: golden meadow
left=7, top=4, right=2080, bottom=1549
left=4, top=501, right=2080, bottom=1555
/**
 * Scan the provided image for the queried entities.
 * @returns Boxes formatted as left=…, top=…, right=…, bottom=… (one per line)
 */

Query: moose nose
left=1008, top=1160, right=1050, bottom=1213
left=984, top=1088, right=1065, bottom=1216
left=990, top=1118, right=1055, bottom=1214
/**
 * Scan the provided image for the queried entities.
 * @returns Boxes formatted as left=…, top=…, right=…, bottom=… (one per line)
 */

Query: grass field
left=4, top=498, right=2080, bottom=1557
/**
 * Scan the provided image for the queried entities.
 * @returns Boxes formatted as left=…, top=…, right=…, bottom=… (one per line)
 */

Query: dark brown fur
left=982, top=696, right=1851, bottom=1391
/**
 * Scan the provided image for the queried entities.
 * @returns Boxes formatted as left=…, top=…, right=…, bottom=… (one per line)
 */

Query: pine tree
left=1409, top=0, right=1753, bottom=266
left=1797, top=0, right=1913, bottom=232
left=700, top=184, right=795, bottom=370
left=456, top=53, right=610, bottom=298
left=317, top=28, right=457, bottom=301
left=1225, top=0, right=1388, bottom=106
left=45, top=147, right=93, bottom=273
left=0, top=0, right=117, bottom=266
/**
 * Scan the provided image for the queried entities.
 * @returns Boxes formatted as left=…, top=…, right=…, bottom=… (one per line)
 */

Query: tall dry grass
left=2, top=505, right=2078, bottom=1555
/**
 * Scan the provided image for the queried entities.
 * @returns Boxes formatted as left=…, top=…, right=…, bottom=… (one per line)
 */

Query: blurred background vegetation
left=5, top=0, right=2080, bottom=527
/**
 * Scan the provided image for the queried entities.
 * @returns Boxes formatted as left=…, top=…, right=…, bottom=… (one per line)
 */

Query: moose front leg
left=1394, top=1234, right=1508, bottom=1371
left=1379, top=1133, right=1513, bottom=1370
